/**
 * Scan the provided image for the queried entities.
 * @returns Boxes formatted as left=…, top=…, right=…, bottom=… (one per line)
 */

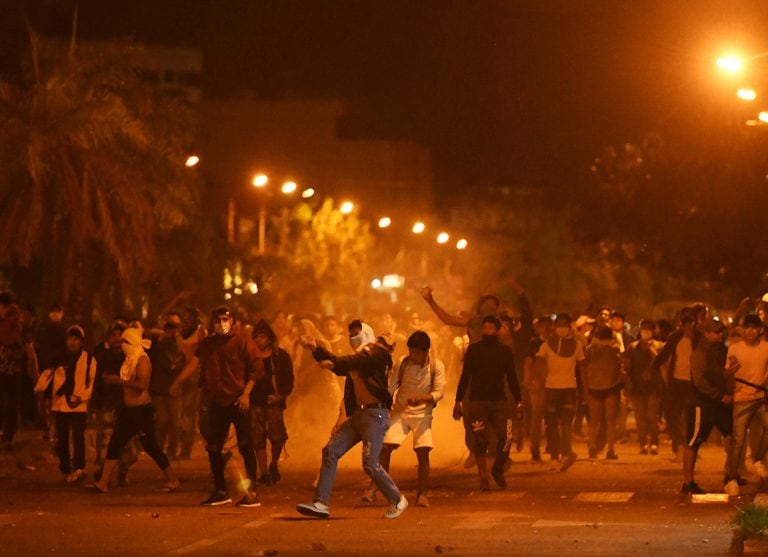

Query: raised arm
left=420, top=286, right=470, bottom=328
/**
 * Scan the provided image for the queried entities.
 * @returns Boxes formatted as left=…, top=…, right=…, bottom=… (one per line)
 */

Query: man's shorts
left=383, top=413, right=433, bottom=449
left=686, top=402, right=732, bottom=449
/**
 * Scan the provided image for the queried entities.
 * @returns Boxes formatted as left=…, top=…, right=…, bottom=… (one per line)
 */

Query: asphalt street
left=0, top=425, right=757, bottom=556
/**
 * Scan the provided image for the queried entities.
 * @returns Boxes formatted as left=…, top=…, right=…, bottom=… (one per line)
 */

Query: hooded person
left=90, top=327, right=179, bottom=494
left=35, top=325, right=96, bottom=483
left=250, top=319, right=294, bottom=485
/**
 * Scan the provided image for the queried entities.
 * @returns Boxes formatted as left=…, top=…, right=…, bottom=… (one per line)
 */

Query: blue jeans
left=729, top=398, right=768, bottom=479
left=315, top=408, right=401, bottom=505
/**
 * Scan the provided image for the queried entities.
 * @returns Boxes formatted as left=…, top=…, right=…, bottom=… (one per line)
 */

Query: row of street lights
left=716, top=53, right=768, bottom=125
left=185, top=155, right=470, bottom=253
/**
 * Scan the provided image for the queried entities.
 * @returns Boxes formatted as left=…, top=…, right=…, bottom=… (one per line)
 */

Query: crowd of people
left=1, top=286, right=768, bottom=519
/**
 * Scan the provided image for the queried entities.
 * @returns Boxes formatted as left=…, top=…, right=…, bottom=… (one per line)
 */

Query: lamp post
left=252, top=174, right=269, bottom=254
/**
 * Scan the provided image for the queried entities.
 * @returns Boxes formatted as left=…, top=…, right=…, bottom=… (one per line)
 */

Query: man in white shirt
left=725, top=314, right=768, bottom=495
left=366, top=331, right=445, bottom=507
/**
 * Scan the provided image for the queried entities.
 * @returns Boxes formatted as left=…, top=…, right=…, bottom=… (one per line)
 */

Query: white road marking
left=532, top=519, right=647, bottom=528
left=450, top=510, right=533, bottom=530
left=168, top=538, right=220, bottom=554
left=574, top=492, right=634, bottom=503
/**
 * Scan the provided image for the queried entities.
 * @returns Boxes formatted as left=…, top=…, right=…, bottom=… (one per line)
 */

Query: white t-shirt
left=389, top=356, right=446, bottom=418
left=537, top=340, right=585, bottom=389
left=672, top=337, right=693, bottom=381
left=728, top=340, right=768, bottom=402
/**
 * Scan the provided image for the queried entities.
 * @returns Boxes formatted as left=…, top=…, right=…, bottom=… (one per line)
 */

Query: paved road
left=0, top=430, right=755, bottom=556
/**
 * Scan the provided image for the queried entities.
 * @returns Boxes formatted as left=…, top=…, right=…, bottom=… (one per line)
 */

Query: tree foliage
left=0, top=34, right=200, bottom=315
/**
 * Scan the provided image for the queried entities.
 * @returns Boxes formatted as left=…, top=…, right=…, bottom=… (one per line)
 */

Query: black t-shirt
left=91, top=343, right=125, bottom=410
left=149, top=337, right=185, bottom=395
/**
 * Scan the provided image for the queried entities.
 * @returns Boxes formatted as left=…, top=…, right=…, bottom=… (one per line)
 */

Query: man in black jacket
left=454, top=316, right=521, bottom=490
left=251, top=319, right=294, bottom=485
left=295, top=332, right=408, bottom=520
left=681, top=318, right=732, bottom=495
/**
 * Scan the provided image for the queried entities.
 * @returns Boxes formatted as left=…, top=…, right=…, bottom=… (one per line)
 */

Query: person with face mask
left=170, top=306, right=262, bottom=507
left=454, top=316, right=520, bottom=490
left=90, top=327, right=179, bottom=494
left=536, top=313, right=585, bottom=471
left=626, top=319, right=664, bottom=455
left=35, top=325, right=95, bottom=483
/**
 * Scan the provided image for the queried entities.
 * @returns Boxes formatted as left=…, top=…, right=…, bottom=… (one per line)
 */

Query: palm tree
left=0, top=31, right=199, bottom=319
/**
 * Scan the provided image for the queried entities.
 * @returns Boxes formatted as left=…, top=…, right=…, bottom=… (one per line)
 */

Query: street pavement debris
left=311, top=542, right=325, bottom=551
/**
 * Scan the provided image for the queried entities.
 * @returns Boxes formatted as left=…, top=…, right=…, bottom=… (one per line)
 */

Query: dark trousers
left=106, top=404, right=170, bottom=470
left=207, top=401, right=258, bottom=492
left=545, top=388, right=577, bottom=459
left=54, top=411, right=86, bottom=473
left=667, top=379, right=692, bottom=453
left=0, top=373, right=22, bottom=443
left=630, top=392, right=661, bottom=446
left=465, top=399, right=512, bottom=471
left=153, top=394, right=180, bottom=458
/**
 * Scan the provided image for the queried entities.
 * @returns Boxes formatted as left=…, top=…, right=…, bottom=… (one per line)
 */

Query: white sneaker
left=382, top=495, right=408, bottom=519
left=725, top=479, right=740, bottom=496
left=67, top=469, right=86, bottom=484
left=751, top=461, right=768, bottom=479
left=296, top=501, right=330, bottom=519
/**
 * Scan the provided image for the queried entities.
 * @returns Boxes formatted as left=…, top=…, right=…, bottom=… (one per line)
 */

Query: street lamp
left=340, top=201, right=354, bottom=215
left=252, top=173, right=269, bottom=188
left=378, top=217, right=392, bottom=228
left=301, top=188, right=315, bottom=199
left=371, top=278, right=382, bottom=289
left=717, top=55, right=743, bottom=74
left=737, top=88, right=757, bottom=101
left=456, top=238, right=468, bottom=250
left=185, top=155, right=200, bottom=168
left=412, top=221, right=426, bottom=234
left=281, top=181, right=297, bottom=194
left=437, top=232, right=450, bottom=244
left=759, top=111, right=768, bottom=124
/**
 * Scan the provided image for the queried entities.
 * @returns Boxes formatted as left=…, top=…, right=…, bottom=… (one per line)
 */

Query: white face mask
left=349, top=333, right=365, bottom=350
left=122, top=342, right=143, bottom=358
left=214, top=320, right=232, bottom=335
left=555, top=326, right=570, bottom=339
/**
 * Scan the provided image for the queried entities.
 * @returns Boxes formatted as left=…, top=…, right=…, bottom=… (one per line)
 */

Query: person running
left=35, top=325, right=95, bottom=483
left=90, top=327, right=179, bottom=493
left=366, top=330, right=446, bottom=507
left=454, top=316, right=521, bottom=490
left=296, top=332, right=408, bottom=520
left=170, top=306, right=261, bottom=507
left=681, top=318, right=732, bottom=495
left=251, top=319, right=294, bottom=485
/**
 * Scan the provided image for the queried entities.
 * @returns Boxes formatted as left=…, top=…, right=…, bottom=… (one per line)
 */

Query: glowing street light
left=185, top=155, right=200, bottom=168
left=412, top=221, right=426, bottom=234
left=456, top=238, right=468, bottom=250
left=301, top=188, right=315, bottom=199
left=760, top=111, right=768, bottom=123
left=281, top=181, right=297, bottom=194
left=737, top=88, right=757, bottom=101
left=371, top=278, right=382, bottom=289
left=437, top=232, right=450, bottom=244
left=378, top=217, right=392, bottom=228
left=252, top=173, right=269, bottom=188
left=340, top=201, right=354, bottom=214
left=717, top=55, right=743, bottom=74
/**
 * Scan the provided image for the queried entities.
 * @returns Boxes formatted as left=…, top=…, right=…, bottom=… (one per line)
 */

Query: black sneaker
left=491, top=467, right=507, bottom=489
left=640, top=446, right=649, bottom=455
left=235, top=490, right=261, bottom=508
left=560, top=453, right=577, bottom=472
left=296, top=501, right=330, bottom=519
left=531, top=451, right=542, bottom=463
left=680, top=481, right=706, bottom=495
left=269, top=462, right=281, bottom=484
left=606, top=450, right=619, bottom=460
left=200, top=490, right=232, bottom=506
left=258, top=474, right=273, bottom=486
